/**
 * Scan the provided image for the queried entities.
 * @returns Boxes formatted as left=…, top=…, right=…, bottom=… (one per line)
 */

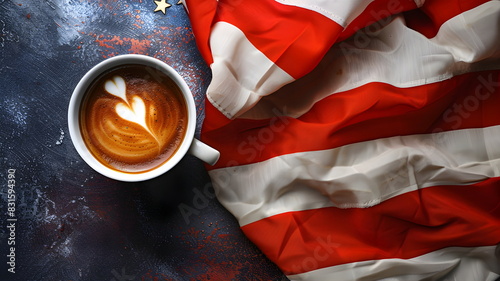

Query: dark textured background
left=0, top=0, right=286, bottom=280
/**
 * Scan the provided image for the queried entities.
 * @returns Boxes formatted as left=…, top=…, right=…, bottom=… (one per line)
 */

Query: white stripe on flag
left=434, top=0, right=500, bottom=63
left=336, top=0, right=500, bottom=91
left=207, top=21, right=294, bottom=118
left=210, top=125, right=500, bottom=226
left=241, top=1, right=500, bottom=119
left=275, top=0, right=374, bottom=27
left=286, top=245, right=500, bottom=281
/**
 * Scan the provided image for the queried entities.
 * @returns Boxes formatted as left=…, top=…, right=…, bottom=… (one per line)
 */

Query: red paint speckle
left=91, top=33, right=152, bottom=55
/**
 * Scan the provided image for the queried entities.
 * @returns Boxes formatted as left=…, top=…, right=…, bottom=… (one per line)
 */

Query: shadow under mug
left=68, top=54, right=219, bottom=182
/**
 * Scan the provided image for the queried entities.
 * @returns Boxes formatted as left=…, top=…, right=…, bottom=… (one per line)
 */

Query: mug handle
left=189, top=138, right=220, bottom=166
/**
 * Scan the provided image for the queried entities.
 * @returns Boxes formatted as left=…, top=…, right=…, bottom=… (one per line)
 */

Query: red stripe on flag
left=241, top=177, right=500, bottom=275
left=342, top=0, right=492, bottom=40
left=338, top=0, right=419, bottom=41
left=213, top=0, right=420, bottom=78
left=203, top=71, right=500, bottom=169
left=184, top=0, right=218, bottom=64
left=403, top=0, right=492, bottom=38
left=186, top=0, right=488, bottom=74
left=214, top=0, right=343, bottom=79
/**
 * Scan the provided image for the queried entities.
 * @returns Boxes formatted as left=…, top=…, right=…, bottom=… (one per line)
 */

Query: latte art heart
left=113, top=91, right=158, bottom=143
left=104, top=76, right=127, bottom=102
left=80, top=65, right=188, bottom=173
left=103, top=75, right=159, bottom=142
left=115, top=96, right=147, bottom=130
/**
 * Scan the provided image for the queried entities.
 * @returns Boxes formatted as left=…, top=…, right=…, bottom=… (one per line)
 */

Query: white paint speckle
left=56, top=236, right=73, bottom=258
left=4, top=98, right=28, bottom=129
left=55, top=128, right=65, bottom=145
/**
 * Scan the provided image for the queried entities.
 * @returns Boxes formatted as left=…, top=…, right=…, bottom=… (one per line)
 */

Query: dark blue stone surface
left=0, top=0, right=286, bottom=280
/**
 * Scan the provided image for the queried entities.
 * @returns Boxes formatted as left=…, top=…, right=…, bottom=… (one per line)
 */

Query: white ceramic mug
left=68, top=54, right=219, bottom=182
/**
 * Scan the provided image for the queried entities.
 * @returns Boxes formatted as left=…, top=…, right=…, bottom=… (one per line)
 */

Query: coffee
left=79, top=64, right=188, bottom=173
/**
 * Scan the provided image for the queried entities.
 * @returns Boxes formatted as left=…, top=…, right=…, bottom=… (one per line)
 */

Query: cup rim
left=68, top=54, right=196, bottom=182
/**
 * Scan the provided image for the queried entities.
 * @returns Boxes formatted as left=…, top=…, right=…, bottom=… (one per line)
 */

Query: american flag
left=185, top=0, right=500, bottom=279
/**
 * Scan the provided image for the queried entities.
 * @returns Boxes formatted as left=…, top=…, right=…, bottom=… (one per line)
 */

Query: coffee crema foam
left=80, top=65, right=188, bottom=173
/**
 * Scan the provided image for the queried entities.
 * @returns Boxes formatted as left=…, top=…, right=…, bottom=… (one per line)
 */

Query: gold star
left=154, top=0, right=171, bottom=14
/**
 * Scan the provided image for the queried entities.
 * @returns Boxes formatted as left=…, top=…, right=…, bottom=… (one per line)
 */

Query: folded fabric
left=185, top=0, right=500, bottom=280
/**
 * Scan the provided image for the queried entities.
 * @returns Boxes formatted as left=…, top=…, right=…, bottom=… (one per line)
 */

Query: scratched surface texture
left=0, top=0, right=287, bottom=280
